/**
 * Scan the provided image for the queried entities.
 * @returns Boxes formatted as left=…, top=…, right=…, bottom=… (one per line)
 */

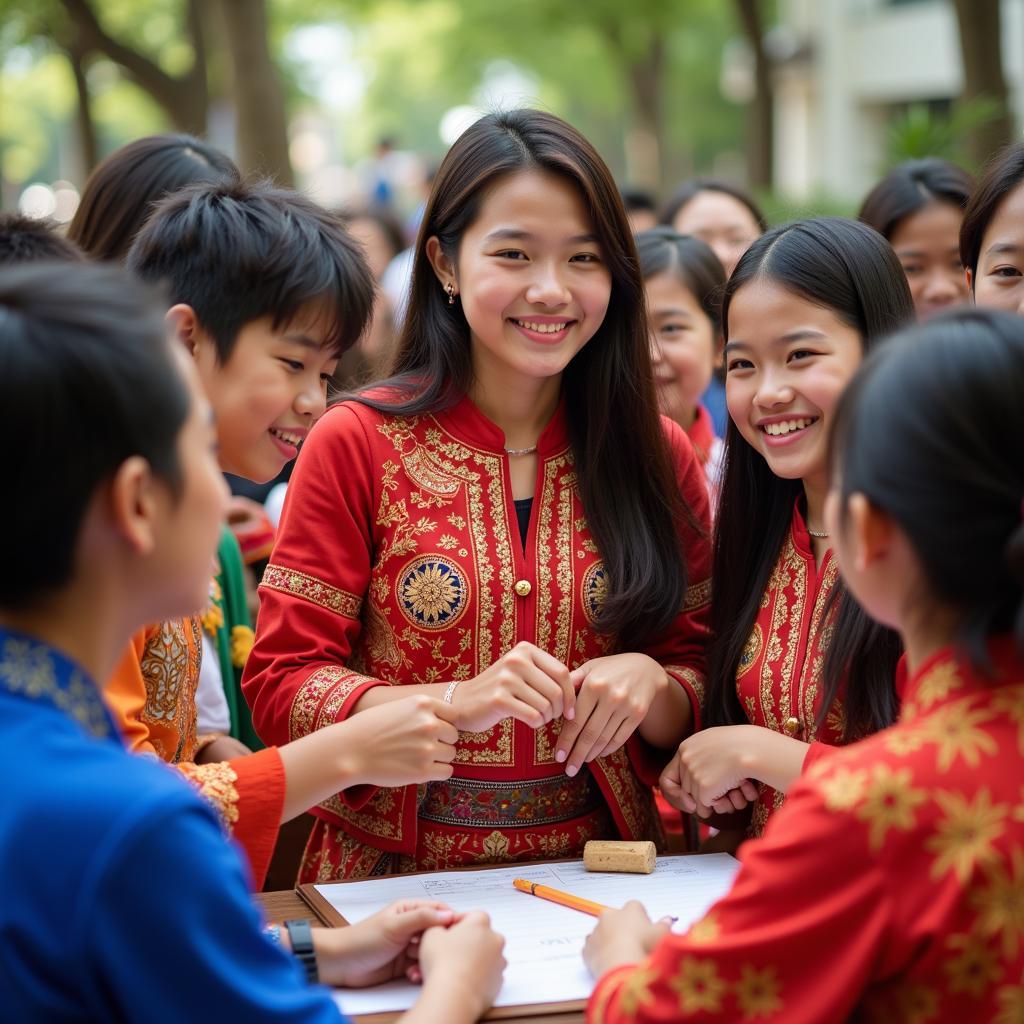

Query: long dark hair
left=68, top=134, right=239, bottom=262
left=831, top=308, right=1024, bottom=664
left=960, top=142, right=1024, bottom=283
left=707, top=217, right=914, bottom=740
left=858, top=158, right=973, bottom=241
left=354, top=108, right=689, bottom=646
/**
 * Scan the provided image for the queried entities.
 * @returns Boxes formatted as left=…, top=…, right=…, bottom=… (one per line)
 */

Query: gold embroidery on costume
left=581, top=561, right=609, bottom=626
left=917, top=699, right=998, bottom=772
left=179, top=761, right=240, bottom=829
left=396, top=554, right=470, bottom=630
left=925, top=787, right=1008, bottom=883
left=139, top=617, right=201, bottom=762
left=323, top=786, right=402, bottom=841
left=737, top=624, right=762, bottom=678
left=668, top=958, right=727, bottom=1014
left=943, top=931, right=1003, bottom=998
left=684, top=577, right=712, bottom=612
left=735, top=963, right=784, bottom=1016
left=854, top=764, right=928, bottom=852
left=970, top=846, right=1024, bottom=957
left=289, top=664, right=376, bottom=742
left=618, top=966, right=658, bottom=1016
left=261, top=563, right=363, bottom=620
left=0, top=636, right=113, bottom=740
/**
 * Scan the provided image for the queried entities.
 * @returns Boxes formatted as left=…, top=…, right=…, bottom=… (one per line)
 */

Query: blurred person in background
left=859, top=158, right=974, bottom=321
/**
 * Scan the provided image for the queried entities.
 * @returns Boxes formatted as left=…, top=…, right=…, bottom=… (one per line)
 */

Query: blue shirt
left=0, top=627, right=347, bottom=1023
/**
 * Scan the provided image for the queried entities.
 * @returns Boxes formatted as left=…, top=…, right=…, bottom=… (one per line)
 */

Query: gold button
left=783, top=716, right=800, bottom=737
left=514, top=580, right=532, bottom=597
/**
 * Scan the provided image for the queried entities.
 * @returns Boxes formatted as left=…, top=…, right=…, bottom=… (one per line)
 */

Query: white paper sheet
left=319, top=853, right=740, bottom=1017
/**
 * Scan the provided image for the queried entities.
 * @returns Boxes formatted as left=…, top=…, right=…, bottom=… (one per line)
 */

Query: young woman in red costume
left=659, top=218, right=911, bottom=848
left=244, top=109, right=712, bottom=881
left=585, top=306, right=1024, bottom=1024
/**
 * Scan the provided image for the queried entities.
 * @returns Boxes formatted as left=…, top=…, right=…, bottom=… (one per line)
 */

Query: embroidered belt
left=418, top=772, right=603, bottom=829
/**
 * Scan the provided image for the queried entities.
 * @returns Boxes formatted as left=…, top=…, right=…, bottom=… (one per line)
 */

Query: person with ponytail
left=585, top=306, right=1024, bottom=1022
left=243, top=109, right=712, bottom=881
left=658, top=218, right=911, bottom=846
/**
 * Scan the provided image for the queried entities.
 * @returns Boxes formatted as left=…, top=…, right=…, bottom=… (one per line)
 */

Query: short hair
left=68, top=134, right=239, bottom=263
left=858, top=158, right=973, bottom=241
left=127, top=179, right=376, bottom=363
left=661, top=178, right=768, bottom=234
left=336, top=204, right=407, bottom=263
left=960, top=142, right=1024, bottom=282
left=0, top=262, right=190, bottom=610
left=636, top=227, right=726, bottom=333
left=620, top=188, right=658, bottom=216
left=0, top=213, right=85, bottom=266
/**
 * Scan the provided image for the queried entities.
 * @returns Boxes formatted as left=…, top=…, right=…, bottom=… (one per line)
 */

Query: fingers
left=739, top=778, right=760, bottom=802
left=527, top=645, right=576, bottom=720
left=596, top=718, right=635, bottom=760
left=389, top=905, right=456, bottom=937
left=554, top=683, right=595, bottom=769
left=562, top=701, right=615, bottom=777
left=659, top=771, right=696, bottom=813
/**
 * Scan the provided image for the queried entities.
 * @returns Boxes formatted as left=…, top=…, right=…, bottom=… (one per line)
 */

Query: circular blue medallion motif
left=397, top=555, right=470, bottom=631
left=581, top=561, right=608, bottom=625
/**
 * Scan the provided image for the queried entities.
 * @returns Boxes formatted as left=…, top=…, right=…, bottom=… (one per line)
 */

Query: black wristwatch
left=284, top=919, right=318, bottom=984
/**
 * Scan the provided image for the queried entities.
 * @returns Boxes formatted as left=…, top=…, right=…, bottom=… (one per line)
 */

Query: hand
left=195, top=734, right=252, bottom=764
left=582, top=901, right=670, bottom=979
left=659, top=726, right=759, bottom=817
left=316, top=900, right=457, bottom=988
left=555, top=654, right=667, bottom=777
left=450, top=642, right=575, bottom=733
left=341, top=696, right=460, bottom=788
left=417, top=911, right=506, bottom=1019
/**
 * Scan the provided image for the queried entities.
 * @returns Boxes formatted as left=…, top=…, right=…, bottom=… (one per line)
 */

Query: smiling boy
left=102, top=180, right=460, bottom=886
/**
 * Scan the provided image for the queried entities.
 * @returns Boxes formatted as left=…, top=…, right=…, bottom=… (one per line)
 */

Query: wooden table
left=255, top=890, right=585, bottom=1024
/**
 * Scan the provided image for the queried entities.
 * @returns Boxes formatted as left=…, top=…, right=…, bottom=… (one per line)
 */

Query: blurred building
left=771, top=0, right=1024, bottom=200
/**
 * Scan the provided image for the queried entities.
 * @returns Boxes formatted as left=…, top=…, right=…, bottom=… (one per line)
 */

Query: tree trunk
left=952, top=0, right=1013, bottom=168
left=625, top=37, right=665, bottom=192
left=217, top=0, right=293, bottom=186
left=59, top=0, right=208, bottom=135
left=67, top=43, right=99, bottom=176
left=734, top=0, right=773, bottom=191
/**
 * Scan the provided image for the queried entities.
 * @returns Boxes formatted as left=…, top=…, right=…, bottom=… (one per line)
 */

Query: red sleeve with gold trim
left=177, top=746, right=285, bottom=889
left=587, top=752, right=893, bottom=1023
left=242, top=404, right=392, bottom=808
left=626, top=420, right=712, bottom=789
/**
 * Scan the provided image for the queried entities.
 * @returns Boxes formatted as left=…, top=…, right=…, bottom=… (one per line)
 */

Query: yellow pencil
left=512, top=877, right=611, bottom=917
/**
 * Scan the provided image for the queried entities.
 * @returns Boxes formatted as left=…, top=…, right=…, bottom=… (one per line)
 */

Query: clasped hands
left=449, top=642, right=669, bottom=778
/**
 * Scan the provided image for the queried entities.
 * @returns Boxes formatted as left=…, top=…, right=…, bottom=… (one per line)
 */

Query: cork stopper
left=582, top=840, right=657, bottom=874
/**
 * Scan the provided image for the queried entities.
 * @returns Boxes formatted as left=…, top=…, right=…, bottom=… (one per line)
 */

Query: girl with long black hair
left=245, top=109, right=712, bottom=880
left=659, top=217, right=912, bottom=844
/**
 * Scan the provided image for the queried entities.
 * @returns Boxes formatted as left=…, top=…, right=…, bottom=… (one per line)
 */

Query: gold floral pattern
left=944, top=931, right=1003, bottom=998
left=853, top=764, right=928, bottom=852
left=735, top=963, right=783, bottom=1017
left=397, top=555, right=469, bottom=630
left=669, top=958, right=727, bottom=1014
left=926, top=787, right=1008, bottom=883
left=260, top=563, right=363, bottom=620
left=683, top=577, right=712, bottom=612
left=178, top=760, right=240, bottom=830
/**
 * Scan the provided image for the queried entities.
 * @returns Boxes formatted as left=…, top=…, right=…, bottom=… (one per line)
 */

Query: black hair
left=636, top=227, right=726, bottom=334
left=336, top=204, right=407, bottom=265
left=0, top=213, right=85, bottom=265
left=354, top=108, right=693, bottom=647
left=960, top=142, right=1024, bottom=283
left=708, top=217, right=914, bottom=741
left=0, top=262, right=190, bottom=609
left=858, top=158, right=973, bottom=241
left=831, top=307, right=1024, bottom=663
left=661, top=178, right=767, bottom=234
left=620, top=188, right=658, bottom=216
left=68, top=134, right=239, bottom=263
left=127, top=179, right=375, bottom=364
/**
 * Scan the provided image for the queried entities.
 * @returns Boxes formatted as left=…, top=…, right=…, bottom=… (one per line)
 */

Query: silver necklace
left=504, top=445, right=538, bottom=456
left=807, top=527, right=830, bottom=539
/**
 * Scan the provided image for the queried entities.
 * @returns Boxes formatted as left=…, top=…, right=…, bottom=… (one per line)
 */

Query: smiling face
left=437, top=168, right=612, bottom=398
left=190, top=301, right=340, bottom=483
left=672, top=190, right=761, bottom=278
left=889, top=200, right=968, bottom=320
left=725, top=280, right=864, bottom=495
left=646, top=271, right=717, bottom=428
left=971, top=181, right=1024, bottom=316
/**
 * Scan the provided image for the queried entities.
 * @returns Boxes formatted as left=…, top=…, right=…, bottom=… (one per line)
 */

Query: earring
left=446, top=282, right=456, bottom=306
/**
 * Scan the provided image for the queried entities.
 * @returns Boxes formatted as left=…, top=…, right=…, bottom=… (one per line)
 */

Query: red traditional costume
left=589, top=637, right=1024, bottom=1023
left=732, top=501, right=846, bottom=838
left=104, top=620, right=284, bottom=886
left=243, top=395, right=711, bottom=881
